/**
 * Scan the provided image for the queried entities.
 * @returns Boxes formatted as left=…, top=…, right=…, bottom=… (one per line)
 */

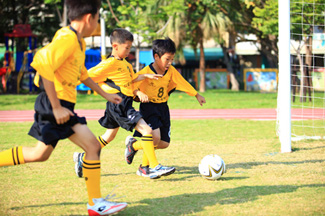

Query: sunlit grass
left=0, top=120, right=324, bottom=215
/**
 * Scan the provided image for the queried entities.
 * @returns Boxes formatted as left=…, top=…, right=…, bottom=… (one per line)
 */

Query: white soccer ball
left=198, top=154, right=226, bottom=180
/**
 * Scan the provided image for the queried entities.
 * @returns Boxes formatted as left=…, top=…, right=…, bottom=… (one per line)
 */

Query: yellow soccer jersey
left=135, top=64, right=197, bottom=103
left=88, top=57, right=136, bottom=97
left=31, top=26, right=88, bottom=103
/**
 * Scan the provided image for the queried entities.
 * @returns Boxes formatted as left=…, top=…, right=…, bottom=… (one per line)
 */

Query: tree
left=251, top=0, right=324, bottom=101
left=156, top=0, right=236, bottom=92
left=0, top=0, right=62, bottom=46
left=105, top=0, right=158, bottom=72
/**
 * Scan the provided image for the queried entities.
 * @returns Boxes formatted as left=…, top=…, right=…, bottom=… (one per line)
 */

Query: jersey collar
left=69, top=25, right=82, bottom=51
left=149, top=63, right=168, bottom=76
left=109, top=55, right=124, bottom=61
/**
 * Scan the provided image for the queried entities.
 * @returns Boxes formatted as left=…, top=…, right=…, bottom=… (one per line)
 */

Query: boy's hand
left=196, top=93, right=206, bottom=106
left=53, top=106, right=74, bottom=124
left=136, top=91, right=149, bottom=103
left=144, top=74, right=163, bottom=80
left=104, top=93, right=122, bottom=104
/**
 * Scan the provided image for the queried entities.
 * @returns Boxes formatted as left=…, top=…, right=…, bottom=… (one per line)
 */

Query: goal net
left=277, top=0, right=325, bottom=147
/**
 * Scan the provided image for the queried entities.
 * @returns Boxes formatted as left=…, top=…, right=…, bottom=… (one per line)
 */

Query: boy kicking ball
left=131, top=38, right=206, bottom=178
left=73, top=28, right=176, bottom=180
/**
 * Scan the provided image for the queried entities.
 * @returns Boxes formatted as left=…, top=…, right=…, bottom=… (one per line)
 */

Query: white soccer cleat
left=73, top=152, right=84, bottom=178
left=149, top=164, right=175, bottom=179
left=87, top=197, right=127, bottom=216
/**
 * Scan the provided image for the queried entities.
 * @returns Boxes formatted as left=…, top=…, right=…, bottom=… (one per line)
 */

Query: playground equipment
left=4, top=24, right=37, bottom=93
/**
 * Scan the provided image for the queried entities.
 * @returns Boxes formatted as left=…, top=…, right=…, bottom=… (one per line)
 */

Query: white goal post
left=277, top=0, right=292, bottom=153
left=277, top=0, right=325, bottom=151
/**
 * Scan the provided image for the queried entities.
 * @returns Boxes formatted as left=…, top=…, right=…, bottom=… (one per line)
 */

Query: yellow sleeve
left=80, top=65, right=89, bottom=82
left=31, top=33, right=75, bottom=82
left=133, top=67, right=147, bottom=90
left=79, top=39, right=89, bottom=82
left=170, top=67, right=197, bottom=96
left=88, top=59, right=114, bottom=83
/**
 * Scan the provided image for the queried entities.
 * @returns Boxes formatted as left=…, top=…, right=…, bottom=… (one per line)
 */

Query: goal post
left=277, top=0, right=325, bottom=149
left=277, top=0, right=292, bottom=153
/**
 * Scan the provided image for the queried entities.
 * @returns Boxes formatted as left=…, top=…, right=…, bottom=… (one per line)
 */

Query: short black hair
left=66, top=0, right=101, bottom=21
left=110, top=28, right=134, bottom=45
left=152, top=38, right=176, bottom=58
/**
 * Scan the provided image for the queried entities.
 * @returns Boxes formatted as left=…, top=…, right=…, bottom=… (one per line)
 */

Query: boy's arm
left=133, top=89, right=149, bottom=103
left=82, top=77, right=122, bottom=104
left=132, top=74, right=162, bottom=83
left=42, top=77, right=74, bottom=124
left=195, top=93, right=206, bottom=106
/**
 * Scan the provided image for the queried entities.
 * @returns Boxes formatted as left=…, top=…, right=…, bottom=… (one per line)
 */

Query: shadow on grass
left=228, top=159, right=324, bottom=170
left=9, top=184, right=324, bottom=215
left=10, top=202, right=88, bottom=216
left=292, top=145, right=325, bottom=151
left=160, top=165, right=248, bottom=182
left=119, top=183, right=324, bottom=216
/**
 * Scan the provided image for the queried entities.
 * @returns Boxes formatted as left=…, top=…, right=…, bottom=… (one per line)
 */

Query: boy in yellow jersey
left=0, top=1, right=128, bottom=215
left=73, top=28, right=176, bottom=180
left=132, top=38, right=206, bottom=177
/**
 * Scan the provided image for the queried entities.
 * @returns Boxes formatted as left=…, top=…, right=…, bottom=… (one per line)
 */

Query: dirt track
left=0, top=108, right=323, bottom=122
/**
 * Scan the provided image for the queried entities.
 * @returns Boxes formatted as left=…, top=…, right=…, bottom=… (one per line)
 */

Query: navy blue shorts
left=28, top=92, right=87, bottom=148
left=99, top=93, right=142, bottom=132
left=133, top=102, right=171, bottom=143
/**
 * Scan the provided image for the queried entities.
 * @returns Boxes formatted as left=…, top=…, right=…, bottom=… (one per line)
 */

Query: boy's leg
left=131, top=119, right=175, bottom=178
left=98, top=128, right=119, bottom=148
left=139, top=128, right=161, bottom=167
left=69, top=124, right=102, bottom=205
left=73, top=128, right=119, bottom=178
left=69, top=123, right=127, bottom=214
left=0, top=141, right=53, bottom=167
left=131, top=119, right=159, bottom=168
left=137, top=129, right=170, bottom=178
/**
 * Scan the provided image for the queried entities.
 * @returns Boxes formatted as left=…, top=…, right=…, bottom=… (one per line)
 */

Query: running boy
left=73, top=28, right=176, bottom=180
left=132, top=38, right=206, bottom=177
left=0, top=1, right=128, bottom=215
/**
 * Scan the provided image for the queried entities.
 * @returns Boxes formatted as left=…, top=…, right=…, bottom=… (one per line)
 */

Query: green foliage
left=0, top=0, right=61, bottom=46
left=252, top=0, right=278, bottom=37
left=251, top=0, right=325, bottom=39
left=105, top=0, right=158, bottom=45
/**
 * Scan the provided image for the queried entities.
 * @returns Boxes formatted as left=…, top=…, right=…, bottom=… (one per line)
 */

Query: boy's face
left=155, top=52, right=175, bottom=72
left=112, top=41, right=132, bottom=59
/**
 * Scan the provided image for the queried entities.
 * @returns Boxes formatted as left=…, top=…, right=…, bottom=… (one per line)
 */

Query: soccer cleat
left=149, top=164, right=176, bottom=179
left=73, top=152, right=84, bottom=178
left=136, top=164, right=150, bottom=178
left=87, top=197, right=127, bottom=216
left=124, top=136, right=138, bottom=165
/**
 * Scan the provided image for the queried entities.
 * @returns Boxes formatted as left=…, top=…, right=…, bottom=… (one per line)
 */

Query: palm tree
left=156, top=0, right=237, bottom=92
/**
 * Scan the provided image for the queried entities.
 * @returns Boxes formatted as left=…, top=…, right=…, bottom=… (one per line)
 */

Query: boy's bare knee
left=34, top=153, right=50, bottom=162
left=144, top=126, right=152, bottom=135
left=84, top=140, right=101, bottom=156
left=157, top=142, right=169, bottom=149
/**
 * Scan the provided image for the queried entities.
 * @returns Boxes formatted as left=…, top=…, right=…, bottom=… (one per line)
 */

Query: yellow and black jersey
left=31, top=26, right=88, bottom=104
left=135, top=64, right=197, bottom=103
left=88, top=56, right=136, bottom=97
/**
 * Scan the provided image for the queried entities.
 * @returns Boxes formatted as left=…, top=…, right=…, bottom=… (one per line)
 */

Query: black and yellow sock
left=141, top=152, right=150, bottom=167
left=83, top=158, right=101, bottom=205
left=140, top=135, right=159, bottom=168
left=0, top=147, right=25, bottom=167
left=97, top=136, right=108, bottom=148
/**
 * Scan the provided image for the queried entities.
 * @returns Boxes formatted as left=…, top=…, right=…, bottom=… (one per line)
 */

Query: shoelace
left=103, top=185, right=125, bottom=204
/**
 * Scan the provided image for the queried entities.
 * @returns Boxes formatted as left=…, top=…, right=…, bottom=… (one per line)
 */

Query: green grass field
left=0, top=89, right=279, bottom=110
left=0, top=90, right=324, bottom=215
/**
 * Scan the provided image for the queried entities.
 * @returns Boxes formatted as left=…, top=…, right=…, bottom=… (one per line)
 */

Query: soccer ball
left=198, top=154, right=226, bottom=180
